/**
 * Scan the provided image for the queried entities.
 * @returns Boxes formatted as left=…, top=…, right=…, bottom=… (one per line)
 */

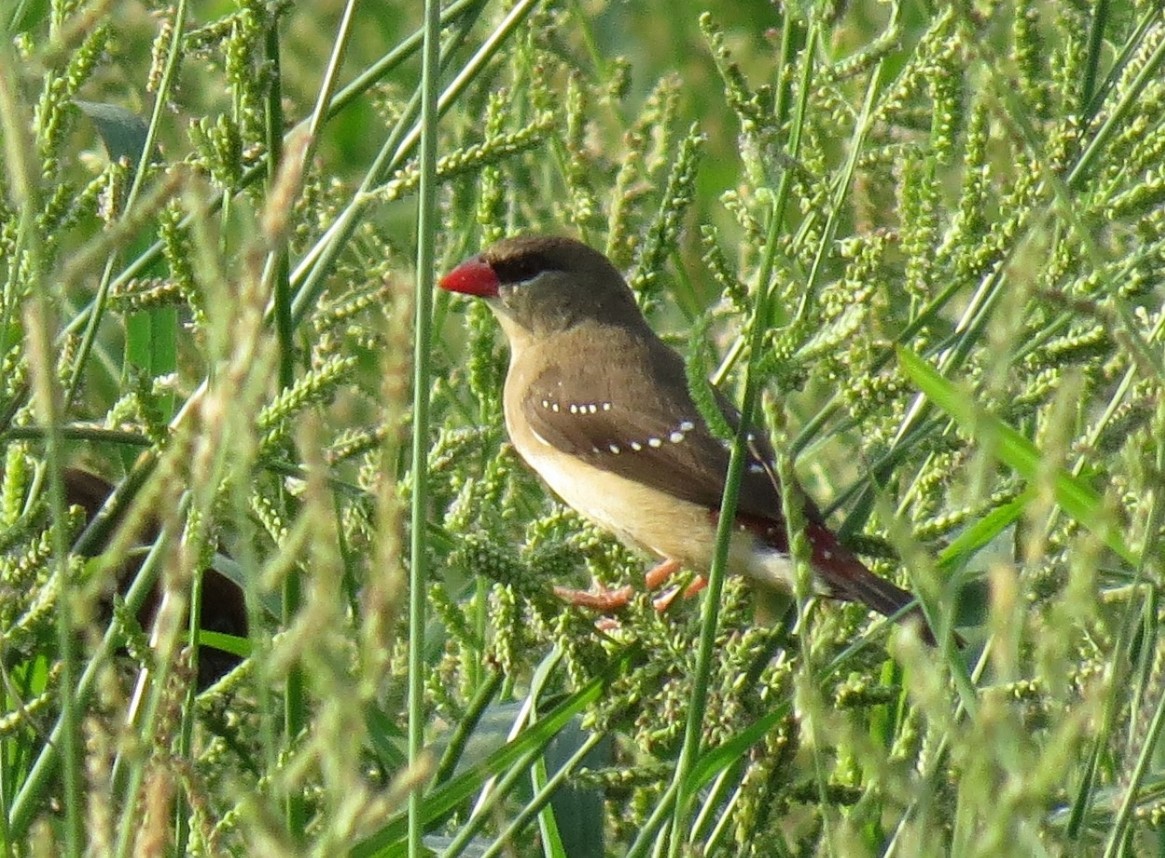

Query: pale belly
left=509, top=421, right=797, bottom=592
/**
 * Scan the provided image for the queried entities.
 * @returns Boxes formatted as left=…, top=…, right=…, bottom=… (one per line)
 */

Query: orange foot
left=554, top=559, right=708, bottom=615
left=552, top=583, right=635, bottom=611
left=652, top=576, right=708, bottom=613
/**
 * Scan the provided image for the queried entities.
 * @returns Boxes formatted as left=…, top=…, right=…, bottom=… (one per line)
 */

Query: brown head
left=440, top=235, right=646, bottom=341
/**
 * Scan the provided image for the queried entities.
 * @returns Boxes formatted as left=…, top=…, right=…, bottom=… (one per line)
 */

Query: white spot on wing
left=608, top=444, right=620, bottom=454
left=669, top=431, right=684, bottom=443
left=569, top=404, right=578, bottom=414
left=648, top=437, right=662, bottom=448
left=679, top=420, right=694, bottom=432
left=551, top=403, right=560, bottom=412
left=630, top=441, right=642, bottom=451
left=602, top=402, right=612, bottom=411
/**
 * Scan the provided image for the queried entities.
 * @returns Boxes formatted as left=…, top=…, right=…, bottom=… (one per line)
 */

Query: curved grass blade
left=897, top=346, right=1135, bottom=565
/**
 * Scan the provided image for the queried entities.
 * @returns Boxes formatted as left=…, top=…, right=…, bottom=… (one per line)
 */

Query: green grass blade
left=898, top=345, right=1135, bottom=565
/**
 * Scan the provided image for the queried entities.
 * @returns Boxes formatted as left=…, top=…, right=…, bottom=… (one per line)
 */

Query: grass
left=2, top=0, right=1165, bottom=855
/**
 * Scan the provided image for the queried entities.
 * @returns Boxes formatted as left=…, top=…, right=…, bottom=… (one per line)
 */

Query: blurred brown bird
left=64, top=468, right=247, bottom=687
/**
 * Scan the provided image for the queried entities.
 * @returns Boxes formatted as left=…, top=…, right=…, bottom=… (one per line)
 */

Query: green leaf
left=352, top=645, right=639, bottom=857
left=897, top=345, right=1136, bottom=565
left=74, top=100, right=159, bottom=166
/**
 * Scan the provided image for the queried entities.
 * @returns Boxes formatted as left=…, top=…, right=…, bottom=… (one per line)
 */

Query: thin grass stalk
left=297, top=0, right=360, bottom=191
left=318, top=0, right=484, bottom=135
left=531, top=754, right=567, bottom=858
left=1067, top=11, right=1165, bottom=189
left=436, top=739, right=555, bottom=858
left=666, top=7, right=806, bottom=853
left=674, top=218, right=782, bottom=850
left=255, top=7, right=309, bottom=840
left=0, top=27, right=84, bottom=854
left=1080, top=0, right=1110, bottom=115
left=0, top=665, right=10, bottom=848
left=688, top=762, right=743, bottom=851
left=457, top=655, right=561, bottom=846
left=6, top=528, right=169, bottom=838
left=172, top=558, right=205, bottom=855
left=1126, top=597, right=1163, bottom=765
left=1066, top=622, right=1143, bottom=840
left=1099, top=403, right=1165, bottom=854
left=288, top=0, right=533, bottom=328
left=1084, top=4, right=1160, bottom=119
left=62, top=251, right=119, bottom=408
left=108, top=485, right=218, bottom=856
left=408, top=0, right=442, bottom=854
left=27, top=178, right=82, bottom=858
left=58, top=0, right=486, bottom=345
left=4, top=0, right=33, bottom=32
left=113, top=567, right=188, bottom=858
left=626, top=690, right=784, bottom=849
left=624, top=780, right=679, bottom=858
left=435, top=666, right=570, bottom=857
left=782, top=21, right=839, bottom=853
left=478, top=732, right=607, bottom=858
left=664, top=20, right=813, bottom=848
left=432, top=671, right=504, bottom=787
left=1104, top=674, right=1165, bottom=856
left=791, top=51, right=885, bottom=326
left=353, top=650, right=629, bottom=855
left=122, top=1, right=184, bottom=213
left=266, top=19, right=292, bottom=393
left=118, top=0, right=186, bottom=421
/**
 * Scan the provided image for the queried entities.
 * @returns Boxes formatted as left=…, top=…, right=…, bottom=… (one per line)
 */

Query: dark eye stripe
left=490, top=252, right=558, bottom=285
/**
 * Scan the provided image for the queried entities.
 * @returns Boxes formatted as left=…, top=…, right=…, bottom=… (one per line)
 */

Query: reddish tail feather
left=802, top=520, right=939, bottom=645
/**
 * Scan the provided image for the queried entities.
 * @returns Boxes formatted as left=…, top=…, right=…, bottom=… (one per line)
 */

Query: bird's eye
left=490, top=252, right=557, bottom=285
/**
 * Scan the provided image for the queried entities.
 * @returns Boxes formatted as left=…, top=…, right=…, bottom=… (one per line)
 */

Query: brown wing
left=519, top=327, right=790, bottom=533
left=519, top=326, right=926, bottom=627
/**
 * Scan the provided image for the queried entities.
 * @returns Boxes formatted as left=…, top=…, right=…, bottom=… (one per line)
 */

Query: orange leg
left=652, top=575, right=707, bottom=612
left=644, top=558, right=682, bottom=589
left=553, top=583, right=635, bottom=611
left=554, top=558, right=707, bottom=614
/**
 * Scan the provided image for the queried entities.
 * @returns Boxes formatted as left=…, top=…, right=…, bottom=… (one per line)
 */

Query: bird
left=63, top=468, right=247, bottom=688
left=439, top=234, right=938, bottom=643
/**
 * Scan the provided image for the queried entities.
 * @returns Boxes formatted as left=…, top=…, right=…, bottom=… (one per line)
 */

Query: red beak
left=438, top=257, right=500, bottom=298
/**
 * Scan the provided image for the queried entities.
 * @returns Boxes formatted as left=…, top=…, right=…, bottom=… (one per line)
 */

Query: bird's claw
left=553, top=583, right=636, bottom=611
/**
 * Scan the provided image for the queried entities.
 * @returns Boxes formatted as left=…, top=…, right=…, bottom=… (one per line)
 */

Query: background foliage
left=2, top=0, right=1165, bottom=855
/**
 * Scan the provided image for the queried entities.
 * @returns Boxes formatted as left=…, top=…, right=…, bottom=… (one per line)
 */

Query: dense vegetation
left=2, top=0, right=1164, bottom=854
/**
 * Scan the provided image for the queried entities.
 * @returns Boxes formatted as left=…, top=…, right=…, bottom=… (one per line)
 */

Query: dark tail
left=803, top=519, right=941, bottom=646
